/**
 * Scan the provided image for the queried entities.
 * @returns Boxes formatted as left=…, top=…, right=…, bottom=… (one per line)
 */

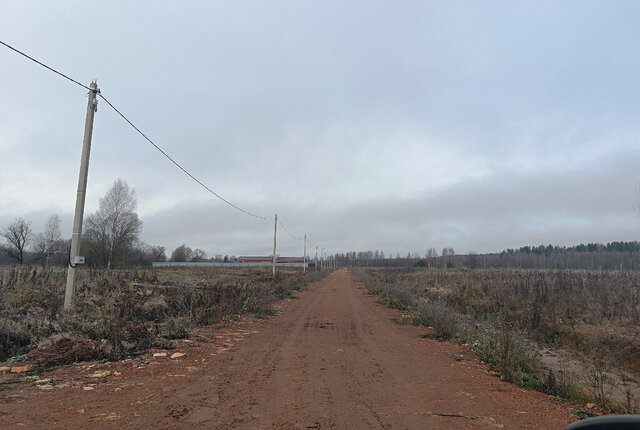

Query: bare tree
left=171, top=244, right=193, bottom=262
left=129, top=242, right=166, bottom=267
left=441, top=247, right=455, bottom=269
left=1, top=217, right=32, bottom=264
left=426, top=247, right=438, bottom=268
left=34, top=214, right=66, bottom=265
left=84, top=179, right=142, bottom=268
left=468, top=251, right=479, bottom=269
left=191, top=248, right=207, bottom=261
left=148, top=245, right=167, bottom=262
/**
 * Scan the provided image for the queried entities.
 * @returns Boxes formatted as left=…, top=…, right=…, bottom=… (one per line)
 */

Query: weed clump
left=426, top=299, right=461, bottom=340
left=28, top=336, right=107, bottom=368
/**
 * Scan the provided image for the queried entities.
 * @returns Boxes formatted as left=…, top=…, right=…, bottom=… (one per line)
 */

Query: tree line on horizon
left=332, top=241, right=640, bottom=270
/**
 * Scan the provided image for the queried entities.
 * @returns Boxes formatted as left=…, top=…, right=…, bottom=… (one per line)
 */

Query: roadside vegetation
left=0, top=266, right=327, bottom=369
left=353, top=267, right=640, bottom=414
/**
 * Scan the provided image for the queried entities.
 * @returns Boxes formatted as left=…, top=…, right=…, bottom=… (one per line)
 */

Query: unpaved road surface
left=1, top=269, right=578, bottom=429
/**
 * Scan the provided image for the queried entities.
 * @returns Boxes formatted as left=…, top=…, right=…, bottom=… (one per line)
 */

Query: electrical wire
left=98, top=94, right=268, bottom=220
left=0, top=39, right=268, bottom=221
left=0, top=39, right=326, bottom=236
left=0, top=40, right=92, bottom=91
left=277, top=217, right=303, bottom=241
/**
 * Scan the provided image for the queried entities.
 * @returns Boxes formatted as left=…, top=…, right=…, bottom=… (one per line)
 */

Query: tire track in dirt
left=0, top=269, right=578, bottom=429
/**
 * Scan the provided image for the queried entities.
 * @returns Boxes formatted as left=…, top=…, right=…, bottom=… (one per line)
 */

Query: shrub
left=468, top=322, right=540, bottom=384
left=427, top=299, right=461, bottom=340
left=379, top=284, right=416, bottom=310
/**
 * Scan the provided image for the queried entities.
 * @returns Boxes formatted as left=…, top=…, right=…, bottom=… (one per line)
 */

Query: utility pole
left=303, top=234, right=307, bottom=273
left=272, top=214, right=277, bottom=278
left=65, top=81, right=99, bottom=309
left=315, top=246, right=318, bottom=270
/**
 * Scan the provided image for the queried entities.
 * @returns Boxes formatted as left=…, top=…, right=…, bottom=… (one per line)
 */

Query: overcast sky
left=1, top=1, right=639, bottom=258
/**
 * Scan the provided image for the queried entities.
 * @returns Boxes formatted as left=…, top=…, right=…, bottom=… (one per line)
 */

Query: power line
left=277, top=217, right=303, bottom=241
left=0, top=40, right=91, bottom=91
left=0, top=39, right=268, bottom=221
left=3, top=39, right=324, bottom=259
left=98, top=94, right=268, bottom=220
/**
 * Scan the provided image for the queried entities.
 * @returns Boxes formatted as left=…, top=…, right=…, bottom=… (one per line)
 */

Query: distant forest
left=332, top=241, right=640, bottom=270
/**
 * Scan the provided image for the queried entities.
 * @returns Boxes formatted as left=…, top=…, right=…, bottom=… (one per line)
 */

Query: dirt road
left=1, top=269, right=577, bottom=429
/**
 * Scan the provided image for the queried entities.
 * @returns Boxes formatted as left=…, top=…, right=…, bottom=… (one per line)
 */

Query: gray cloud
left=1, top=1, right=639, bottom=258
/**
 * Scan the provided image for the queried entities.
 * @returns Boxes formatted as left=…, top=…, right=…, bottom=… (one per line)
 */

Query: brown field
left=0, top=270, right=580, bottom=429
left=0, top=266, right=326, bottom=367
left=352, top=267, right=640, bottom=413
left=0, top=266, right=635, bottom=427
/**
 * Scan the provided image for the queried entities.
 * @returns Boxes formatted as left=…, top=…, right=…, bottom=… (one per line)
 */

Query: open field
left=0, top=270, right=579, bottom=429
left=352, top=267, right=640, bottom=412
left=0, top=266, right=325, bottom=368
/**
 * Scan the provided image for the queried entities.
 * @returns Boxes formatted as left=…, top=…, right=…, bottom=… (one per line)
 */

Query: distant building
left=238, top=256, right=306, bottom=264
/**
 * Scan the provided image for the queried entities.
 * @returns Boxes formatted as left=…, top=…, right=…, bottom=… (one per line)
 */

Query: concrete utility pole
left=65, top=81, right=99, bottom=309
left=303, top=234, right=307, bottom=273
left=272, top=214, right=277, bottom=278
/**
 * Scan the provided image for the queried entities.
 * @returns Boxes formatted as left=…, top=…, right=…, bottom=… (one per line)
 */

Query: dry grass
left=354, top=267, right=640, bottom=412
left=0, top=266, right=327, bottom=368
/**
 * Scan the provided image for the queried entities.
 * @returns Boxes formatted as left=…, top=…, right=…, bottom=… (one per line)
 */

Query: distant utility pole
left=64, top=81, right=99, bottom=309
left=272, top=214, right=277, bottom=278
left=303, top=234, right=307, bottom=273
left=315, top=246, right=318, bottom=270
